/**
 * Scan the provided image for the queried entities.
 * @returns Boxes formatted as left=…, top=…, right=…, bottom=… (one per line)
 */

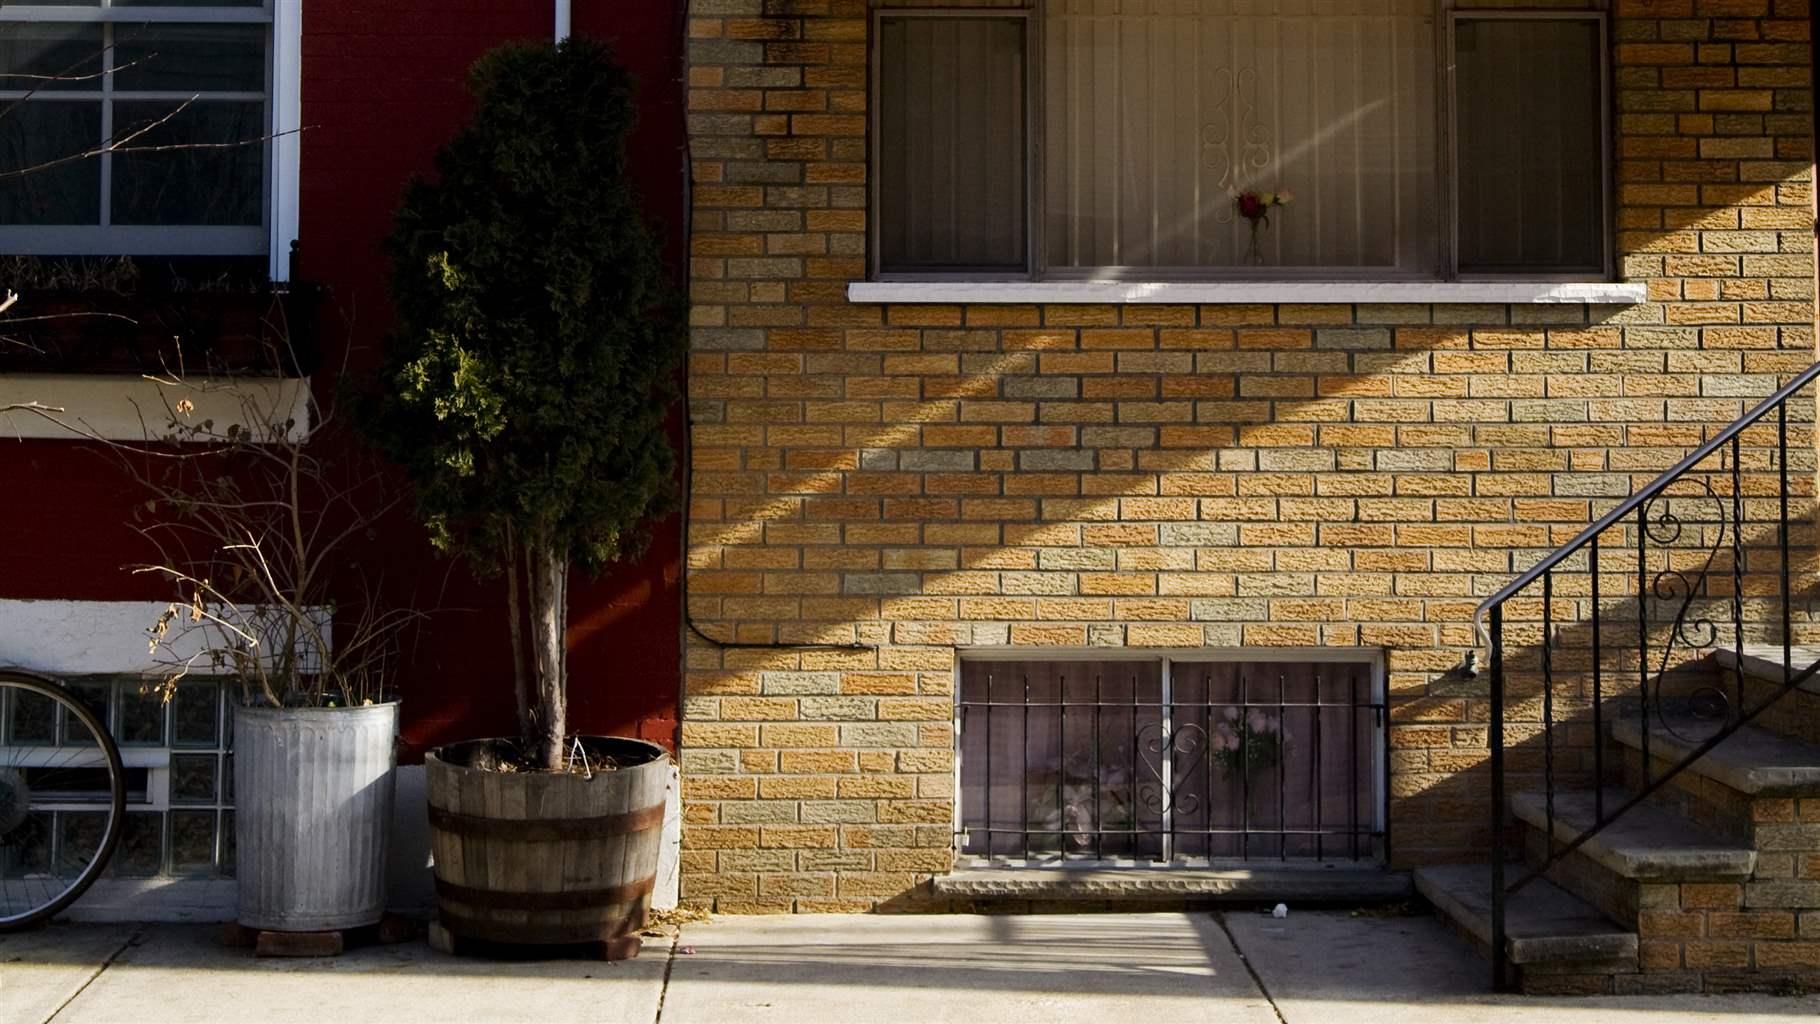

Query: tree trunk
left=526, top=537, right=568, bottom=771
left=504, top=523, right=531, bottom=739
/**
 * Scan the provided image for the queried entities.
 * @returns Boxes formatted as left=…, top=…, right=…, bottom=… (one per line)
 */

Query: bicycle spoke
left=0, top=672, right=125, bottom=929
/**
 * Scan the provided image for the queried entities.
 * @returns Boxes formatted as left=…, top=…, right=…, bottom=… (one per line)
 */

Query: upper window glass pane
left=1042, top=0, right=1437, bottom=275
left=0, top=22, right=105, bottom=93
left=0, top=102, right=102, bottom=224
left=113, top=24, right=267, bottom=93
left=1455, top=18, right=1604, bottom=274
left=112, top=100, right=263, bottom=225
left=877, top=16, right=1028, bottom=275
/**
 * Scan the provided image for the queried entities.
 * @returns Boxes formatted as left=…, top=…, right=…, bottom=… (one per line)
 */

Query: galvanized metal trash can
left=234, top=703, right=398, bottom=931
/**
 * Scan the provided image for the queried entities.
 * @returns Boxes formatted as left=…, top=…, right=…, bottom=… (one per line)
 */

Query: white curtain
left=1042, top=0, right=1437, bottom=274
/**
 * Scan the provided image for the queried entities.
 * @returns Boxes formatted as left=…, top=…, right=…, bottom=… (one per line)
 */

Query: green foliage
left=369, top=38, right=683, bottom=575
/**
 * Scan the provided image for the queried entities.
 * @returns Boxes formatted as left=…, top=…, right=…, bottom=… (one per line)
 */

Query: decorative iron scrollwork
left=1135, top=721, right=1209, bottom=817
left=1639, top=479, right=1735, bottom=737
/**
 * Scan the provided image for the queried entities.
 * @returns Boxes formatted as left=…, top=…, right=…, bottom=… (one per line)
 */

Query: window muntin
left=0, top=4, right=274, bottom=258
left=874, top=4, right=1611, bottom=282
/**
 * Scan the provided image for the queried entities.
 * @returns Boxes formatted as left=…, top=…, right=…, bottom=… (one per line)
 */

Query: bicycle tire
left=0, top=669, right=127, bottom=930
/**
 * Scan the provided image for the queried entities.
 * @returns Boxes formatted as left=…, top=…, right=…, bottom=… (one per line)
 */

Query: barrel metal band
left=436, top=910, right=641, bottom=944
left=435, top=874, right=655, bottom=911
left=427, top=803, right=664, bottom=840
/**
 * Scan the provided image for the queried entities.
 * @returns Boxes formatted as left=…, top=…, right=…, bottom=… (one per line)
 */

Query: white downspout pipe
left=554, top=0, right=571, bottom=43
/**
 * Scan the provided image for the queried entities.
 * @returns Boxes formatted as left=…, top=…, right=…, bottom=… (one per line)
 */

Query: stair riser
left=1623, top=745, right=1820, bottom=854
left=1522, top=825, right=1646, bottom=926
left=1623, top=749, right=1761, bottom=843
left=1421, top=896, right=1640, bottom=997
left=1738, top=672, right=1820, bottom=750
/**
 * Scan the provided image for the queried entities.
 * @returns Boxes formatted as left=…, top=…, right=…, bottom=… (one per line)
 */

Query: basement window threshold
left=848, top=280, right=1648, bottom=306
left=933, top=865, right=1412, bottom=902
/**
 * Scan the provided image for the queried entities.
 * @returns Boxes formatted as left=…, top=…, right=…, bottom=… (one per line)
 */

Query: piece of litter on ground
left=680, top=946, right=696, bottom=955
left=1272, top=903, right=1288, bottom=918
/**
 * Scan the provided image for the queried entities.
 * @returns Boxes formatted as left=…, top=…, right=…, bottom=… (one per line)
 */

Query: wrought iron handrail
left=1472, top=359, right=1820, bottom=648
left=1475, top=358, right=1820, bottom=991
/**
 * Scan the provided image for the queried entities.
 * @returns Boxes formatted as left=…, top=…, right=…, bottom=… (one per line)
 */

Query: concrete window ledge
left=848, top=280, right=1649, bottom=306
left=0, top=374, right=312, bottom=442
left=932, top=866, right=1414, bottom=902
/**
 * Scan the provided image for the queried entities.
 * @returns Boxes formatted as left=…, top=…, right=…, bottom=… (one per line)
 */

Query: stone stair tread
left=1715, top=645, right=1820, bottom=695
left=1510, top=788, right=1755, bottom=880
left=1413, top=863, right=1637, bottom=965
left=1612, top=714, right=1820, bottom=797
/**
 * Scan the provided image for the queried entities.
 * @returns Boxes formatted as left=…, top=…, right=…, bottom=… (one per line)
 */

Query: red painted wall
left=0, top=0, right=688, bottom=755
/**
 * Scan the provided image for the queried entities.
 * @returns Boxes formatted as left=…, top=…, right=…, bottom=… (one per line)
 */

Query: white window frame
left=0, top=1, right=301, bottom=282
left=870, top=3, right=1615, bottom=289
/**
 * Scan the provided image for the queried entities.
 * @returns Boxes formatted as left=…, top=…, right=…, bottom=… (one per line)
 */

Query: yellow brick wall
left=680, top=0, right=1816, bottom=911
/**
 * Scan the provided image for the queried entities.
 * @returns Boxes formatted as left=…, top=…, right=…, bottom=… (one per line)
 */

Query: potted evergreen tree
left=365, top=38, right=683, bottom=960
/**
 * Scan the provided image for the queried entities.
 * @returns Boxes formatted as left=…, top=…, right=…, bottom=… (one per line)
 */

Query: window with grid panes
left=0, top=1, right=278, bottom=258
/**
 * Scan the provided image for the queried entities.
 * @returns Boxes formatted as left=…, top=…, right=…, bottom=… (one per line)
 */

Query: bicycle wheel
left=0, top=670, right=126, bottom=930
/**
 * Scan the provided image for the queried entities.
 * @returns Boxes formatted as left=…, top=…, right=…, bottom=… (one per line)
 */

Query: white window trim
left=268, top=0, right=301, bottom=282
left=0, top=1, right=300, bottom=281
left=849, top=279, right=1647, bottom=306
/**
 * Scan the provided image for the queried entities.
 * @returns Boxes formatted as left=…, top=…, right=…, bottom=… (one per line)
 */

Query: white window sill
left=847, top=280, right=1648, bottom=306
left=0, top=374, right=312, bottom=442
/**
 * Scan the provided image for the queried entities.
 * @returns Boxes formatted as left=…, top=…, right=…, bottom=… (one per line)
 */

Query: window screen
left=1454, top=18, right=1605, bottom=274
left=877, top=16, right=1028, bottom=275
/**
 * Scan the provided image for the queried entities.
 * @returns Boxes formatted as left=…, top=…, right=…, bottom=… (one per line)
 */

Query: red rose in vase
left=1234, top=189, right=1291, bottom=224
left=1233, top=189, right=1291, bottom=265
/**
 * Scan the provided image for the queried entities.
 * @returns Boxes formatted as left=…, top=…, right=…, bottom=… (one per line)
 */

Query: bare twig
left=88, top=339, right=424, bottom=708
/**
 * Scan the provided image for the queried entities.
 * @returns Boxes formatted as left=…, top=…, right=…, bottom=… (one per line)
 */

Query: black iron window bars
left=956, top=659, right=1385, bottom=865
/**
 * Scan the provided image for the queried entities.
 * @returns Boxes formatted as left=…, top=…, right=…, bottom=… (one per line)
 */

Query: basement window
left=955, top=656, right=1384, bottom=866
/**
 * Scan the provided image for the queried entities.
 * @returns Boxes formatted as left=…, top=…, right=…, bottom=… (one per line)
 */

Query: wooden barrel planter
left=425, top=737, right=668, bottom=960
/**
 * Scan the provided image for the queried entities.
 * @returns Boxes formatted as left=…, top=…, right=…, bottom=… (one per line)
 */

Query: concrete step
left=1413, top=863, right=1637, bottom=992
left=1611, top=715, right=1820, bottom=798
left=1510, top=788, right=1755, bottom=881
left=1714, top=645, right=1820, bottom=695
left=932, top=864, right=1413, bottom=902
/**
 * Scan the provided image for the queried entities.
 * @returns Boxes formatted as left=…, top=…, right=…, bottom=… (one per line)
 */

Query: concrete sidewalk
left=7, top=910, right=1819, bottom=1024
